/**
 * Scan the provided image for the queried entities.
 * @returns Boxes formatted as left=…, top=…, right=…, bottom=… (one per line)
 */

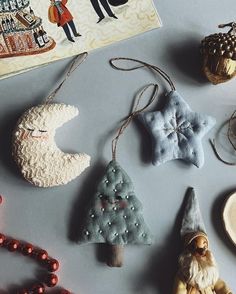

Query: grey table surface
left=0, top=0, right=236, bottom=293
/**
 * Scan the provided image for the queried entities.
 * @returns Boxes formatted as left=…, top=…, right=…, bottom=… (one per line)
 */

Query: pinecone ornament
left=200, top=22, right=236, bottom=84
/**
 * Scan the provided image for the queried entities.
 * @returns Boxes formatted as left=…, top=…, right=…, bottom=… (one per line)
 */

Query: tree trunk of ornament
left=107, top=245, right=124, bottom=267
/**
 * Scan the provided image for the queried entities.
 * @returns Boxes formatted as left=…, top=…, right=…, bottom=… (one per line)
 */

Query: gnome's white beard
left=178, top=250, right=219, bottom=290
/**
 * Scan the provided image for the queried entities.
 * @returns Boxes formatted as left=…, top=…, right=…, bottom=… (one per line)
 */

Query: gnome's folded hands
left=173, top=188, right=233, bottom=294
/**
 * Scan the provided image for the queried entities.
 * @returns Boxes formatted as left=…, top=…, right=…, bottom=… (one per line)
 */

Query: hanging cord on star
left=45, top=52, right=88, bottom=105
left=210, top=110, right=236, bottom=165
left=109, top=57, right=176, bottom=91
left=112, top=83, right=159, bottom=160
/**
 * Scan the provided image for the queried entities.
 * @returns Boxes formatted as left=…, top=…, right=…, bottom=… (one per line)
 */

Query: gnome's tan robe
left=173, top=275, right=232, bottom=294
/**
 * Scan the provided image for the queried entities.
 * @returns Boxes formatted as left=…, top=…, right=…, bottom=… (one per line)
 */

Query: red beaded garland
left=0, top=197, right=71, bottom=294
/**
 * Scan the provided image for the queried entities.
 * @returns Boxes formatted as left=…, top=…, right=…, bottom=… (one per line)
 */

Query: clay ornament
left=173, top=188, right=233, bottom=294
left=12, top=103, right=90, bottom=187
left=12, top=53, right=91, bottom=188
left=110, top=58, right=216, bottom=168
left=79, top=84, right=155, bottom=267
left=222, top=191, right=236, bottom=247
left=200, top=22, right=236, bottom=84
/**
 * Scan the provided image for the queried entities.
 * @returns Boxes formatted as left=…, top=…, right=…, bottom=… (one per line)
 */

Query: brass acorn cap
left=200, top=32, right=236, bottom=60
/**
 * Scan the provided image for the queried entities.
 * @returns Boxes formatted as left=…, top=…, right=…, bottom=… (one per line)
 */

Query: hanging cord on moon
left=110, top=57, right=177, bottom=161
left=210, top=110, right=236, bottom=165
left=45, top=52, right=88, bottom=105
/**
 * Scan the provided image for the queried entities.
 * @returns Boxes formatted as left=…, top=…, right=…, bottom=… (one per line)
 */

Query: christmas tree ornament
left=200, top=22, right=236, bottom=85
left=173, top=187, right=233, bottom=294
left=222, top=191, right=236, bottom=247
left=0, top=0, right=55, bottom=58
left=12, top=53, right=91, bottom=187
left=80, top=85, right=155, bottom=267
left=0, top=197, right=71, bottom=294
left=110, top=58, right=216, bottom=168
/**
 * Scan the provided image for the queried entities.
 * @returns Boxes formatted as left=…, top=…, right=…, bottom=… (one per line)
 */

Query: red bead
left=60, top=290, right=71, bottom=294
left=7, top=239, right=20, bottom=252
left=46, top=258, right=59, bottom=272
left=21, top=243, right=34, bottom=256
left=0, top=195, right=3, bottom=204
left=30, top=283, right=45, bottom=293
left=36, top=249, right=48, bottom=261
left=0, top=233, right=6, bottom=246
left=45, top=273, right=58, bottom=287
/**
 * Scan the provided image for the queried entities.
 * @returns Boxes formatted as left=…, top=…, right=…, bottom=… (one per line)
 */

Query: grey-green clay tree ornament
left=80, top=85, right=155, bottom=267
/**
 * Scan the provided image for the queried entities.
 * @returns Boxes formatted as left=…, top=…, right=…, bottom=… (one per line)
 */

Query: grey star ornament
left=139, top=91, right=216, bottom=168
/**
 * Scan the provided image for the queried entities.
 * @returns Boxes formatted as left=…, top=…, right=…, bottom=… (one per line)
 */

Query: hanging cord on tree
left=210, top=110, right=236, bottom=165
left=112, top=83, right=159, bottom=160
left=109, top=57, right=176, bottom=91
left=45, top=52, right=88, bottom=105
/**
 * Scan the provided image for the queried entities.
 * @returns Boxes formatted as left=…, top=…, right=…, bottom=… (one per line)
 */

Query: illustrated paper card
left=0, top=0, right=161, bottom=79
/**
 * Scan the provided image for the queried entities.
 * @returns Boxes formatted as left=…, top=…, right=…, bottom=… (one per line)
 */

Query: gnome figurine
left=173, top=188, right=232, bottom=294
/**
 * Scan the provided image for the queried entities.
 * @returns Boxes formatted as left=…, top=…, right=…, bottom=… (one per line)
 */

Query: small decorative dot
left=113, top=207, right=117, bottom=211
left=15, top=131, right=20, bottom=136
left=123, top=215, right=127, bottom=219
left=105, top=180, right=109, bottom=184
left=113, top=189, right=117, bottom=192
left=125, top=230, right=129, bottom=233
left=90, top=214, right=95, bottom=218
left=99, top=230, right=103, bottom=234
left=114, top=233, right=119, bottom=236
left=120, top=181, right=123, bottom=184
left=108, top=222, right=112, bottom=226
left=101, top=208, right=105, bottom=212
left=99, top=194, right=103, bottom=198
left=135, top=223, right=139, bottom=227
left=112, top=169, right=116, bottom=173
left=85, top=231, right=90, bottom=236
left=142, top=233, right=146, bottom=237
left=131, top=207, right=135, bottom=211
left=125, top=196, right=129, bottom=199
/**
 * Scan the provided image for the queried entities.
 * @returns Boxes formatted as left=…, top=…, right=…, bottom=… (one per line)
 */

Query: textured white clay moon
left=12, top=103, right=90, bottom=187
left=222, top=191, right=236, bottom=246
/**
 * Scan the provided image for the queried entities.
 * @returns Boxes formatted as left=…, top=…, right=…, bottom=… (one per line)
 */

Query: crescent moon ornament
left=12, top=103, right=90, bottom=187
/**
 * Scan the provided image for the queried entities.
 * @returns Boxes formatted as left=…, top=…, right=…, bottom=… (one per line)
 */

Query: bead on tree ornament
left=200, top=22, right=236, bottom=84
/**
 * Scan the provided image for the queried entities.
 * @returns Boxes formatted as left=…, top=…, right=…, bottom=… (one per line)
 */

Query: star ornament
left=139, top=91, right=216, bottom=168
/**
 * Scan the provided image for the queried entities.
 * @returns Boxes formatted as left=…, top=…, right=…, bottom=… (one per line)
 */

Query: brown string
left=44, top=52, right=88, bottom=105
left=109, top=57, right=176, bottom=91
left=210, top=110, right=236, bottom=165
left=112, top=83, right=159, bottom=160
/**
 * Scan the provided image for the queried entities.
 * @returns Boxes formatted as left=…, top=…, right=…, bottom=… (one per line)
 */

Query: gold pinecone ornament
left=200, top=22, right=236, bottom=84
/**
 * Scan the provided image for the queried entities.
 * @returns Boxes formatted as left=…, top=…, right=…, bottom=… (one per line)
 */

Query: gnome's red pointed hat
left=181, top=188, right=208, bottom=248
